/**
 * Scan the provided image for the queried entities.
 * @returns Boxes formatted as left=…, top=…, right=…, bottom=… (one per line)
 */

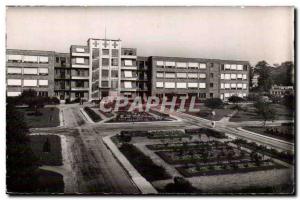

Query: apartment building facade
left=6, top=38, right=250, bottom=101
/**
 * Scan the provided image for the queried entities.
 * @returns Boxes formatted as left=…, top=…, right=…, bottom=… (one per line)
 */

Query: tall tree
left=253, top=101, right=276, bottom=126
left=6, top=104, right=40, bottom=193
left=255, top=61, right=273, bottom=92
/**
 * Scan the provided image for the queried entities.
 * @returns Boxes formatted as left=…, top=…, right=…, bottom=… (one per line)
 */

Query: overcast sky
left=6, top=6, right=294, bottom=65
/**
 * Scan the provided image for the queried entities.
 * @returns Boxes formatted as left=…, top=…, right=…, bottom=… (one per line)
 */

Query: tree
left=228, top=96, right=245, bottom=104
left=204, top=98, right=223, bottom=121
left=284, top=93, right=295, bottom=110
left=164, top=177, right=199, bottom=193
left=254, top=101, right=276, bottom=126
left=249, top=65, right=255, bottom=89
left=255, top=61, right=273, bottom=92
left=20, top=89, right=46, bottom=115
left=6, top=104, right=40, bottom=193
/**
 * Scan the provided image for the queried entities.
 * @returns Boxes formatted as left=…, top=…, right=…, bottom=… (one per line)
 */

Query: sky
left=6, top=6, right=294, bottom=65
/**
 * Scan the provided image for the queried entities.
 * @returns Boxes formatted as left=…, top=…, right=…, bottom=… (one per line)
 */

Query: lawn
left=30, top=135, right=63, bottom=166
left=184, top=104, right=235, bottom=121
left=18, top=107, right=60, bottom=128
left=243, top=126, right=294, bottom=142
left=230, top=104, right=294, bottom=122
left=34, top=168, right=64, bottom=193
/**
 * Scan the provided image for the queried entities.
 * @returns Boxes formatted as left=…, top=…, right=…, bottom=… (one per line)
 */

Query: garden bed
left=107, top=111, right=172, bottom=123
left=243, top=126, right=294, bottom=142
left=84, top=107, right=102, bottom=122
left=147, top=130, right=188, bottom=139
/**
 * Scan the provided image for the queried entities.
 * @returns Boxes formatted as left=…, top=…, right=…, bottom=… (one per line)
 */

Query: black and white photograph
left=5, top=6, right=295, bottom=195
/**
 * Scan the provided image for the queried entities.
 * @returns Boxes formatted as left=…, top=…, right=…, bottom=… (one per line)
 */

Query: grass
left=230, top=104, right=293, bottom=122
left=84, top=107, right=102, bottom=122
left=30, top=135, right=63, bottom=166
left=18, top=107, right=60, bottom=128
left=119, top=143, right=170, bottom=182
left=184, top=104, right=235, bottom=121
left=34, top=168, right=64, bottom=193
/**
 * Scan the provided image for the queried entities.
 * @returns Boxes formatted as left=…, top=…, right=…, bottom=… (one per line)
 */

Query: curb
left=79, top=108, right=94, bottom=124
left=102, top=135, right=158, bottom=194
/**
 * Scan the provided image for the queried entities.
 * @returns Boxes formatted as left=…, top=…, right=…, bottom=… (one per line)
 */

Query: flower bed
left=185, top=128, right=227, bottom=139
left=147, top=130, right=188, bottom=139
left=176, top=160, right=285, bottom=177
left=107, top=111, right=171, bottom=123
left=84, top=107, right=102, bottom=122
left=146, top=141, right=225, bottom=151
left=232, top=139, right=294, bottom=164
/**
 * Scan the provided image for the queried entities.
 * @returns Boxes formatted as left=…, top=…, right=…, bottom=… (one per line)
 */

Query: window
left=243, top=93, right=247, bottom=97
left=177, top=73, right=187, bottom=78
left=23, top=56, right=38, bottom=63
left=210, top=73, right=214, bottom=78
left=188, top=62, right=198, bottom=69
left=221, top=64, right=225, bottom=70
left=237, top=64, right=243, bottom=70
left=7, top=92, right=21, bottom=97
left=176, top=62, right=187, bottom=68
left=39, top=56, right=49, bottom=63
left=231, top=83, right=236, bottom=89
left=210, top=83, right=214, bottom=87
left=237, top=74, right=243, bottom=79
left=111, top=70, right=118, bottom=78
left=102, top=49, right=109, bottom=55
left=101, top=81, right=109, bottom=87
left=199, top=73, right=206, bottom=79
left=156, top=72, right=164, bottom=78
left=188, top=73, right=198, bottom=79
left=165, top=73, right=175, bottom=78
left=7, top=79, right=22, bottom=86
left=188, top=83, right=198, bottom=88
left=225, top=64, right=231, bottom=70
left=225, top=74, right=230, bottom=80
left=92, top=48, right=100, bottom=59
left=221, top=74, right=224, bottom=79
left=243, top=74, right=247, bottom=80
left=56, top=57, right=60, bottom=63
left=111, top=80, right=118, bottom=89
left=7, top=55, right=22, bottom=62
left=199, top=63, right=206, bottom=69
left=224, top=93, right=230, bottom=98
left=199, top=83, right=206, bottom=89
left=7, top=68, right=22, bottom=74
left=124, top=71, right=133, bottom=78
left=225, top=83, right=230, bottom=89
left=39, top=68, right=48, bottom=75
left=176, top=82, right=187, bottom=89
left=124, top=60, right=133, bottom=66
left=156, top=82, right=164, bottom=88
left=238, top=93, right=243, bottom=98
left=39, top=80, right=48, bottom=86
left=112, top=49, right=119, bottom=57
left=102, top=70, right=109, bottom=78
left=102, top=58, right=109, bottom=66
left=165, top=82, right=175, bottom=89
left=111, top=58, right=118, bottom=66
left=237, top=83, right=243, bottom=89
left=23, top=68, right=38, bottom=75
left=243, top=83, right=247, bottom=89
left=165, top=61, right=175, bottom=67
left=23, top=80, right=37, bottom=87
left=124, top=81, right=132, bottom=89
left=92, top=59, right=99, bottom=70
left=210, top=63, right=214, bottom=68
left=76, top=48, right=85, bottom=53
left=221, top=83, right=224, bottom=89
left=231, top=74, right=237, bottom=80
left=75, top=58, right=85, bottom=64
left=243, top=65, right=248, bottom=71
left=156, top=61, right=164, bottom=66
left=231, top=64, right=237, bottom=70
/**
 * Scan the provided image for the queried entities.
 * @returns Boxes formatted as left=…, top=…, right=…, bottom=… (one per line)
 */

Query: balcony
left=121, top=65, right=137, bottom=70
left=72, top=52, right=90, bottom=57
left=72, top=76, right=89, bottom=80
left=71, top=87, right=89, bottom=91
left=121, top=87, right=138, bottom=92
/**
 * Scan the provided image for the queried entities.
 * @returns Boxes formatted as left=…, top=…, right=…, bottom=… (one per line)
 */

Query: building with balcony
left=6, top=37, right=250, bottom=102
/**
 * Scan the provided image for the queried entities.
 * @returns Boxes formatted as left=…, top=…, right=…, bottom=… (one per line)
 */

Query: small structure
left=269, top=85, right=294, bottom=97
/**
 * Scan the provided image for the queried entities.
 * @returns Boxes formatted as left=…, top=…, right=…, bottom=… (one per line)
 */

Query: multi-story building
left=6, top=49, right=55, bottom=97
left=6, top=38, right=250, bottom=101
left=149, top=56, right=249, bottom=100
left=270, top=85, right=294, bottom=97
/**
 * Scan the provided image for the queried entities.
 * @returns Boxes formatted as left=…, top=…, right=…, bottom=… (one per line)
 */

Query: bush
left=163, top=177, right=199, bottom=193
left=84, top=107, right=102, bottom=122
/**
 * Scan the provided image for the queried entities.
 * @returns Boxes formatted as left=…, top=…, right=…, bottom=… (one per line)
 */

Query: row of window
left=221, top=93, right=247, bottom=99
left=7, top=79, right=48, bottom=87
left=221, top=73, right=247, bottom=80
left=7, top=67, right=49, bottom=75
left=157, top=72, right=206, bottom=79
left=7, top=55, right=49, bottom=63
left=92, top=48, right=119, bottom=58
left=156, top=82, right=206, bottom=89
left=7, top=91, right=48, bottom=97
left=156, top=61, right=207, bottom=69
left=221, top=64, right=246, bottom=71
left=220, top=83, right=247, bottom=89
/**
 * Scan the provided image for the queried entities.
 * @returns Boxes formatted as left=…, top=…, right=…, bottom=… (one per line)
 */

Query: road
left=31, top=104, right=294, bottom=194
